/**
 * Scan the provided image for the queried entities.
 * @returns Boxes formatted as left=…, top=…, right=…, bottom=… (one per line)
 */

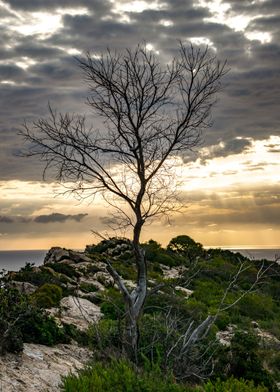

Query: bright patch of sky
left=197, top=0, right=272, bottom=44
left=189, top=37, right=216, bottom=50
left=159, top=19, right=174, bottom=27
left=111, top=0, right=166, bottom=13
left=180, top=136, right=280, bottom=192
left=0, top=3, right=89, bottom=38
left=145, top=43, right=160, bottom=54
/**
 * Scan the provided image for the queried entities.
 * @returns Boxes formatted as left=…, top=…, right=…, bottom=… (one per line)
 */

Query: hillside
left=0, top=235, right=280, bottom=391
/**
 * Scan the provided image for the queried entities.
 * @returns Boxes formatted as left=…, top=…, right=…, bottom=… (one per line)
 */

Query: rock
left=79, top=277, right=105, bottom=291
left=251, top=320, right=259, bottom=329
left=59, top=295, right=102, bottom=331
left=216, top=325, right=236, bottom=346
left=44, top=247, right=92, bottom=265
left=256, top=328, right=280, bottom=348
left=8, top=281, right=37, bottom=294
left=162, top=266, right=186, bottom=279
left=94, top=271, right=114, bottom=287
left=0, top=343, right=92, bottom=392
left=175, top=286, right=193, bottom=297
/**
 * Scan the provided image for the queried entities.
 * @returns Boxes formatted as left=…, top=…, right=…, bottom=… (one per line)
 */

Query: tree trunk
left=122, top=220, right=147, bottom=363
left=123, top=303, right=140, bottom=363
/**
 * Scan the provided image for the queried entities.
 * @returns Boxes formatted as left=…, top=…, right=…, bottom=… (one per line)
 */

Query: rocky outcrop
left=61, top=295, right=102, bottom=329
left=49, top=295, right=103, bottom=331
left=44, top=247, right=92, bottom=265
left=160, top=264, right=187, bottom=280
left=0, top=343, right=92, bottom=392
left=8, top=280, right=37, bottom=294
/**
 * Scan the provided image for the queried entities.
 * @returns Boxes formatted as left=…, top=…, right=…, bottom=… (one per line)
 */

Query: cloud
left=0, top=216, right=14, bottom=223
left=34, top=212, right=88, bottom=223
left=199, top=138, right=252, bottom=163
left=0, top=212, right=88, bottom=224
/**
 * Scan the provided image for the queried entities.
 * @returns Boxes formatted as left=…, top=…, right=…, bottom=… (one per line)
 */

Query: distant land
left=0, top=247, right=279, bottom=271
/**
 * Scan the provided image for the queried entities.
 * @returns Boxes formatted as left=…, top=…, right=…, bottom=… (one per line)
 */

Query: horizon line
left=0, top=246, right=280, bottom=252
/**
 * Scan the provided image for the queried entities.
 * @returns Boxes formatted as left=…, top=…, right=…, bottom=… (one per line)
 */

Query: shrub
left=33, top=283, right=63, bottom=308
left=14, top=267, right=61, bottom=286
left=204, top=377, right=268, bottom=391
left=0, top=286, right=69, bottom=354
left=100, top=288, right=124, bottom=320
left=88, top=319, right=120, bottom=350
left=237, top=293, right=274, bottom=321
left=20, top=310, right=70, bottom=346
left=214, top=330, right=276, bottom=391
left=167, top=235, right=204, bottom=264
left=79, top=282, right=99, bottom=293
left=61, top=358, right=191, bottom=392
left=19, top=262, right=35, bottom=272
left=50, top=262, right=80, bottom=279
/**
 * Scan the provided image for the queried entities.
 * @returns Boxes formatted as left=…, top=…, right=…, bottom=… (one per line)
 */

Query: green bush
left=20, top=310, right=70, bottom=346
left=0, top=286, right=69, bottom=353
left=33, top=283, right=63, bottom=308
left=88, top=319, right=120, bottom=350
left=50, top=262, right=80, bottom=279
left=19, top=262, right=36, bottom=272
left=61, top=358, right=191, bottom=392
left=238, top=293, right=274, bottom=321
left=79, top=282, right=99, bottom=293
left=214, top=331, right=276, bottom=391
left=100, top=288, right=124, bottom=320
left=204, top=377, right=268, bottom=391
left=167, top=235, right=204, bottom=264
left=14, top=267, right=62, bottom=286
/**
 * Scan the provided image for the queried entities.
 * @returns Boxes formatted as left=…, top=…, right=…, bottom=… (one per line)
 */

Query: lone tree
left=21, top=43, right=227, bottom=361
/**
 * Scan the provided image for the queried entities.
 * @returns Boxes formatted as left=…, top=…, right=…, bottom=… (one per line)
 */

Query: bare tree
left=20, top=42, right=227, bottom=361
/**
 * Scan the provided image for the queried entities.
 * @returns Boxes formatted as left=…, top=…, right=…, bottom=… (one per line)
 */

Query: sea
left=0, top=248, right=279, bottom=272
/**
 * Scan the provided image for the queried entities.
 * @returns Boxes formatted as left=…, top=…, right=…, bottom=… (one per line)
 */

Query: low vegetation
left=1, top=234, right=280, bottom=391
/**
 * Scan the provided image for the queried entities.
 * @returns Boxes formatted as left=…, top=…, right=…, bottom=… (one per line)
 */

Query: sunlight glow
left=15, top=57, right=37, bottom=70
left=159, top=19, right=174, bottom=27
left=245, top=31, right=272, bottom=44
left=111, top=0, right=166, bottom=13
left=178, top=136, right=280, bottom=193
left=145, top=43, right=160, bottom=54
left=7, top=7, right=88, bottom=38
left=196, top=0, right=271, bottom=44
left=189, top=37, right=216, bottom=50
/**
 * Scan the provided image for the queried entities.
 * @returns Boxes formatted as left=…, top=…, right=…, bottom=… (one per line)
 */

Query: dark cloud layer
left=0, top=213, right=88, bottom=224
left=34, top=213, right=88, bottom=223
left=0, top=0, right=279, bottom=182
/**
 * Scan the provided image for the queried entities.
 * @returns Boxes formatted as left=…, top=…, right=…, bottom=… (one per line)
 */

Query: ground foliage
left=1, top=235, right=280, bottom=391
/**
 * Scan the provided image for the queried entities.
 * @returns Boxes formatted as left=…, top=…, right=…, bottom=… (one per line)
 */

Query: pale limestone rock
left=44, top=247, right=92, bottom=265
left=216, top=325, right=236, bottom=346
left=79, top=276, right=105, bottom=291
left=123, top=279, right=136, bottom=289
left=0, top=343, right=92, bottom=392
left=59, top=296, right=102, bottom=330
left=94, top=271, right=114, bottom=287
left=256, top=328, right=280, bottom=348
left=175, top=286, right=193, bottom=298
left=8, top=280, right=37, bottom=294
left=162, top=266, right=186, bottom=279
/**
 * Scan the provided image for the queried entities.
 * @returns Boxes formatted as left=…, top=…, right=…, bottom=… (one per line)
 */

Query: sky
left=0, top=0, right=279, bottom=250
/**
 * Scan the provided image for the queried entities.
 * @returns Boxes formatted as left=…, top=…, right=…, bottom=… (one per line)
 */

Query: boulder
left=59, top=295, right=102, bottom=331
left=8, top=281, right=37, bottom=294
left=94, top=271, right=114, bottom=287
left=44, top=247, right=92, bottom=265
left=175, top=286, right=193, bottom=298
left=0, top=343, right=92, bottom=392
left=79, top=277, right=105, bottom=291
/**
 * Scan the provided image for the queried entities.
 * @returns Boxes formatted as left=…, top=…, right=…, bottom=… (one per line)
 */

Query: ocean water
left=230, top=248, right=280, bottom=262
left=0, top=248, right=279, bottom=272
left=0, top=250, right=47, bottom=271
